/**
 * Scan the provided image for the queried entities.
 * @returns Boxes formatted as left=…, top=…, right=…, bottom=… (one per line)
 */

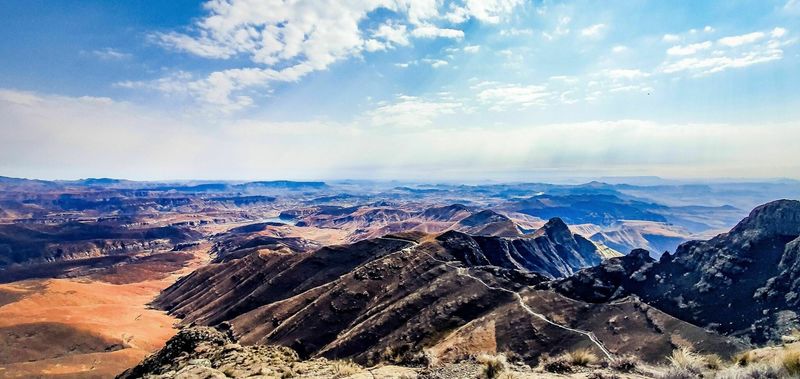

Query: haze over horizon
left=1, top=0, right=799, bottom=181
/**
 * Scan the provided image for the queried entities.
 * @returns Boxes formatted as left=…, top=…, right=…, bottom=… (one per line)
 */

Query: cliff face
left=438, top=218, right=603, bottom=278
left=583, top=200, right=800, bottom=343
left=0, top=222, right=199, bottom=270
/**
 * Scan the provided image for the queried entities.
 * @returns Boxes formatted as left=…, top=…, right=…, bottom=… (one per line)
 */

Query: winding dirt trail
left=378, top=236, right=614, bottom=360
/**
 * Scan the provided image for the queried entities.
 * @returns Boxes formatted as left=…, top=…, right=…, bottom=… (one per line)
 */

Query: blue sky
left=0, top=0, right=798, bottom=181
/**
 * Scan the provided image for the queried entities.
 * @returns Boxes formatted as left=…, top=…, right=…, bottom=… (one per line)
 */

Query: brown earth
left=0, top=244, right=209, bottom=378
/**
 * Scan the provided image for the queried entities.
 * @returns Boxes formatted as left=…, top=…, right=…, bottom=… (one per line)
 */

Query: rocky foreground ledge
left=118, top=326, right=661, bottom=378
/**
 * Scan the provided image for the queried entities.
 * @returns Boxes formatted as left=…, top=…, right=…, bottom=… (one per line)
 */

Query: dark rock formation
left=438, top=218, right=603, bottom=278
left=586, top=200, right=800, bottom=344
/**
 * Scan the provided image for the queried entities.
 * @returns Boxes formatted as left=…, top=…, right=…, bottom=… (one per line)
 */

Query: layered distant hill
left=2, top=176, right=800, bottom=377
left=153, top=215, right=751, bottom=365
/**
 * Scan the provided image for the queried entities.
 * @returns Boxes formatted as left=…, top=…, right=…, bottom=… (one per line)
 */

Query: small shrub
left=667, top=347, right=704, bottom=374
left=477, top=354, right=508, bottom=379
left=587, top=372, right=621, bottom=379
left=542, top=356, right=574, bottom=374
left=735, top=350, right=756, bottom=367
left=609, top=355, right=639, bottom=373
left=567, top=348, right=600, bottom=366
left=704, top=354, right=724, bottom=370
left=715, top=363, right=788, bottom=379
left=781, top=349, right=800, bottom=375
left=331, top=360, right=361, bottom=378
left=659, top=366, right=697, bottom=379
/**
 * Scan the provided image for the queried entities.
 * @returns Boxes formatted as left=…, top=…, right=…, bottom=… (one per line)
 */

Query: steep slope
left=438, top=218, right=603, bottom=278
left=623, top=200, right=800, bottom=343
left=153, top=224, right=741, bottom=365
left=588, top=221, right=690, bottom=258
left=0, top=222, right=199, bottom=268
left=155, top=238, right=413, bottom=326
left=452, top=209, right=522, bottom=237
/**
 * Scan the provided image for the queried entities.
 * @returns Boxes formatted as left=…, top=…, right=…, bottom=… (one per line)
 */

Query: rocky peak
left=550, top=248, right=655, bottom=303
left=535, top=217, right=572, bottom=241
left=730, top=199, right=800, bottom=237
left=458, top=209, right=510, bottom=227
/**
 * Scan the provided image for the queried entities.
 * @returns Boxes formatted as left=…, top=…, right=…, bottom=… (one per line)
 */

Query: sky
left=0, top=0, right=799, bottom=181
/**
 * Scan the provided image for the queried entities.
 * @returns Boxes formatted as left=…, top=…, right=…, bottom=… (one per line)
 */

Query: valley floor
left=0, top=246, right=210, bottom=378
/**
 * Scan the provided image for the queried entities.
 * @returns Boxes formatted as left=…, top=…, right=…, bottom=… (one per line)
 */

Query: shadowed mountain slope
left=627, top=199, right=800, bottom=343
left=153, top=220, right=742, bottom=365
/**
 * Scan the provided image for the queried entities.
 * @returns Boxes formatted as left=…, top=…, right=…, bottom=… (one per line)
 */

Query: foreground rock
left=120, top=326, right=661, bottom=378
left=118, top=326, right=383, bottom=379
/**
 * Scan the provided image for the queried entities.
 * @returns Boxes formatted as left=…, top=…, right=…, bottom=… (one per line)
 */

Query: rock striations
left=151, top=216, right=745, bottom=366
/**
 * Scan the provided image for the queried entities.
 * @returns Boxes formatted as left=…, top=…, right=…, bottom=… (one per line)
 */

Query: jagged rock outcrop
left=623, top=200, right=800, bottom=343
left=117, top=326, right=351, bottom=379
left=438, top=218, right=603, bottom=278
left=550, top=248, right=655, bottom=303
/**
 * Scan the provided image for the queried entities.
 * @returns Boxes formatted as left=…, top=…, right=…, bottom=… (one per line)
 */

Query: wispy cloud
left=91, top=48, right=131, bottom=60
left=660, top=27, right=792, bottom=76
left=666, top=41, right=713, bottom=56
left=718, top=31, right=766, bottom=47
left=580, top=23, right=607, bottom=38
left=476, top=83, right=551, bottom=111
left=365, top=95, right=461, bottom=127
left=137, top=0, right=521, bottom=112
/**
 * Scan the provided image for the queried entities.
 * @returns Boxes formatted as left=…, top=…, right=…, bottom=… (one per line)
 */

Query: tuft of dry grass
left=477, top=353, right=508, bottom=379
left=331, top=360, right=362, bottom=378
left=667, top=347, right=704, bottom=374
left=542, top=355, right=574, bottom=374
left=734, top=350, right=756, bottom=367
left=658, top=366, right=697, bottom=379
left=703, top=354, right=724, bottom=370
left=781, top=348, right=800, bottom=375
left=714, top=363, right=788, bottom=379
left=609, top=355, right=639, bottom=373
left=566, top=348, right=600, bottom=367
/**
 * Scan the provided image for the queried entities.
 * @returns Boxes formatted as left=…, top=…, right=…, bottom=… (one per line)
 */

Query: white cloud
left=580, top=23, right=607, bottom=38
left=459, top=0, right=524, bottom=24
left=543, top=16, right=571, bottom=40
left=476, top=83, right=551, bottom=110
left=411, top=25, right=465, bottom=39
left=3, top=89, right=798, bottom=180
left=661, top=52, right=783, bottom=75
left=500, top=28, right=534, bottom=37
left=0, top=89, right=44, bottom=106
left=422, top=58, right=449, bottom=68
left=771, top=27, right=788, bottom=38
left=366, top=95, right=461, bottom=127
left=603, top=69, right=650, bottom=80
left=661, top=28, right=791, bottom=76
left=463, top=44, right=481, bottom=53
left=666, top=41, right=712, bottom=56
left=704, top=25, right=715, bottom=33
left=662, top=34, right=681, bottom=43
left=718, top=31, right=766, bottom=47
left=785, top=0, right=800, bottom=14
left=91, top=48, right=131, bottom=60
left=612, top=45, right=628, bottom=53
left=139, top=0, right=522, bottom=112
left=364, top=39, right=388, bottom=52
left=373, top=22, right=410, bottom=47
